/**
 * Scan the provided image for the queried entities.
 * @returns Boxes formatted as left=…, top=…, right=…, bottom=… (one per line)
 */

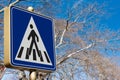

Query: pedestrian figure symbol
left=28, top=24, right=39, bottom=56
left=15, top=17, right=52, bottom=65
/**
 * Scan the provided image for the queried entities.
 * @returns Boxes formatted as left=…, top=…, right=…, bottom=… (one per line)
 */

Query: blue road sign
left=10, top=6, right=56, bottom=71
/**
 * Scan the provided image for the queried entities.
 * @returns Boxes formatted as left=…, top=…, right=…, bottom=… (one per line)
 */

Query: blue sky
left=1, top=0, right=120, bottom=31
left=100, top=0, right=120, bottom=30
left=51, top=0, right=120, bottom=31
left=95, top=0, right=120, bottom=65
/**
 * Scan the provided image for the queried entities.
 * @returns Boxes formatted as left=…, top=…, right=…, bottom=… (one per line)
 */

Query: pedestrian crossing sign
left=4, top=6, right=56, bottom=72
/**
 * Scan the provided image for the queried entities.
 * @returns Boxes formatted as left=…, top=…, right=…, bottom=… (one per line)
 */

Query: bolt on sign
left=4, top=6, right=56, bottom=72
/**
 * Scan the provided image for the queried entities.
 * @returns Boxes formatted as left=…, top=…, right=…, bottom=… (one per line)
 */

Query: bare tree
left=0, top=0, right=120, bottom=80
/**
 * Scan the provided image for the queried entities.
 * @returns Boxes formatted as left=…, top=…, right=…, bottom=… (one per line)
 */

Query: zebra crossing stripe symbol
left=15, top=17, right=52, bottom=65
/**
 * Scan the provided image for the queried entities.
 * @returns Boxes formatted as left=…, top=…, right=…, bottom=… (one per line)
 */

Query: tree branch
left=9, top=0, right=20, bottom=6
left=0, top=8, right=4, bottom=13
left=57, top=43, right=95, bottom=65
left=0, top=0, right=20, bottom=13
left=55, top=29, right=66, bottom=48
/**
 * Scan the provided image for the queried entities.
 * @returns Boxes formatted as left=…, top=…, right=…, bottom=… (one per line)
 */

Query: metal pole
left=29, top=71, right=45, bottom=80
left=29, top=71, right=37, bottom=80
left=35, top=72, right=46, bottom=80
left=27, top=6, right=36, bottom=80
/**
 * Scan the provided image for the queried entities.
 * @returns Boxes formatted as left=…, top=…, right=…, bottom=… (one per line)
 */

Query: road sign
left=4, top=6, right=56, bottom=72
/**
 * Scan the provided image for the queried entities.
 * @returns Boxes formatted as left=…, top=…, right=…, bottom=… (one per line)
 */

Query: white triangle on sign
left=15, top=17, right=52, bottom=65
